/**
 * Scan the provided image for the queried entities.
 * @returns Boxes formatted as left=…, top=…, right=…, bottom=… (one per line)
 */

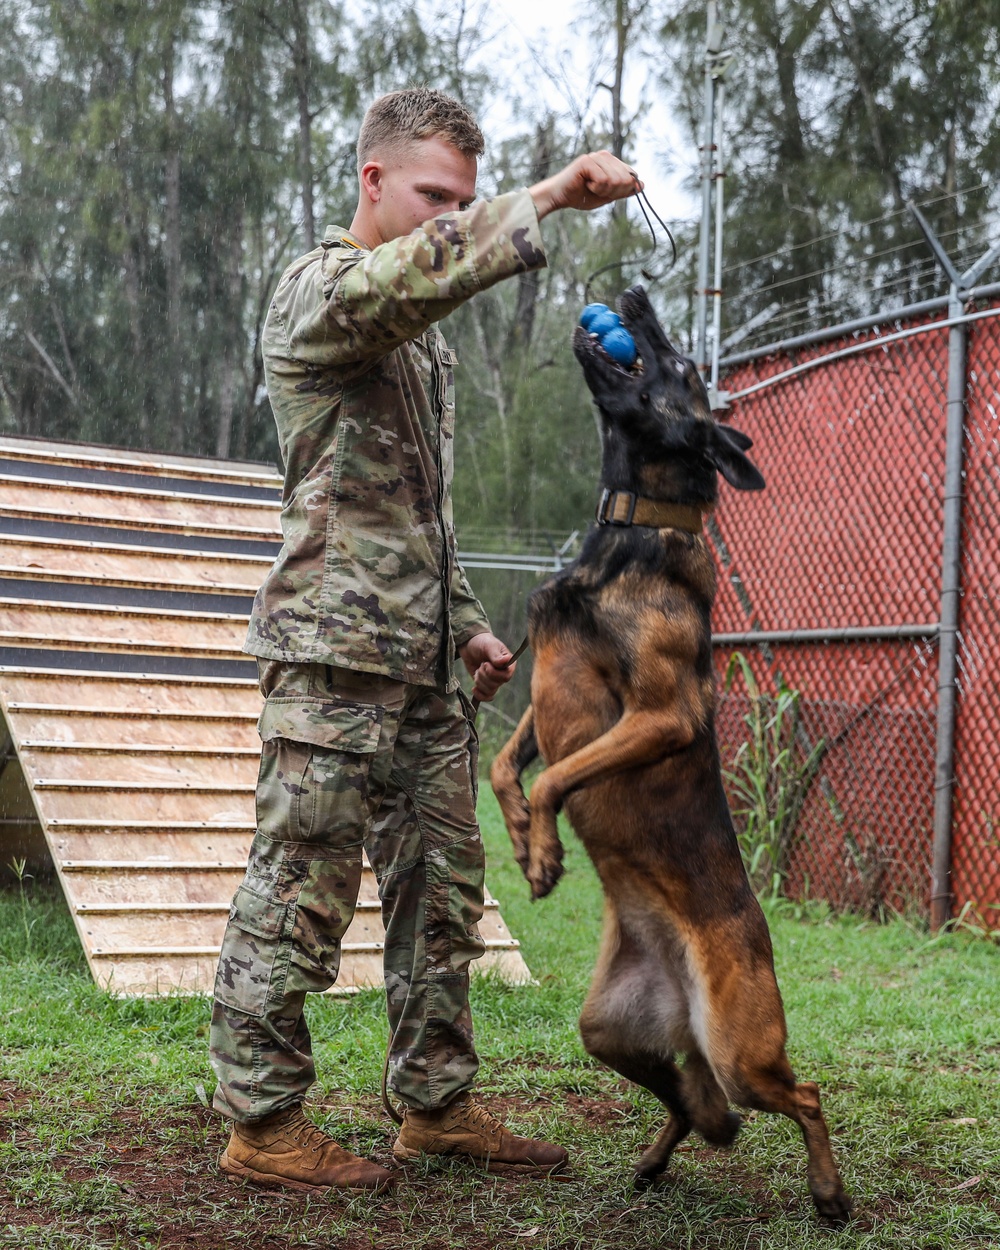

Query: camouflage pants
left=209, top=660, right=486, bottom=1123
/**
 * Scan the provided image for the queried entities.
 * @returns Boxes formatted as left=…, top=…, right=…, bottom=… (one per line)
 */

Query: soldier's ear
left=360, top=160, right=383, bottom=204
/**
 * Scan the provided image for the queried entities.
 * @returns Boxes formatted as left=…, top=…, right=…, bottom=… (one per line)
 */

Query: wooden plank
left=49, top=833, right=254, bottom=867
left=0, top=472, right=282, bottom=512
left=0, top=438, right=282, bottom=488
left=0, top=599, right=248, bottom=625
left=20, top=735, right=260, bottom=755
left=73, top=899, right=401, bottom=914
left=0, top=482, right=279, bottom=532
left=0, top=633, right=248, bottom=662
left=35, top=780, right=255, bottom=791
left=85, top=947, right=532, bottom=996
left=22, top=752, right=257, bottom=784
left=22, top=741, right=261, bottom=756
left=90, top=939, right=521, bottom=958
left=61, top=860, right=249, bottom=872
left=48, top=819, right=255, bottom=829
left=7, top=710, right=257, bottom=720
left=41, top=792, right=255, bottom=822
left=0, top=532, right=272, bottom=567
left=0, top=502, right=281, bottom=543
left=1, top=673, right=261, bottom=716
left=0, top=543, right=265, bottom=591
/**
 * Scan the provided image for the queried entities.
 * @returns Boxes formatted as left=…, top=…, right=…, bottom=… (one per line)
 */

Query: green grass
left=1, top=790, right=999, bottom=1249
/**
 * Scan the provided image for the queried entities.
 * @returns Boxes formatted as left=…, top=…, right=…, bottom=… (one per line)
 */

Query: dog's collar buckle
left=596, top=489, right=707, bottom=533
left=597, top=488, right=637, bottom=526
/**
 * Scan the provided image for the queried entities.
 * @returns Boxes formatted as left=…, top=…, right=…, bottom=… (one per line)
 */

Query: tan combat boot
left=220, top=1104, right=397, bottom=1193
left=392, top=1092, right=568, bottom=1172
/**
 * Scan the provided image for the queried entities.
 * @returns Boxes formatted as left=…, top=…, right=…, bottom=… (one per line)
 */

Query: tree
left=657, top=0, right=1000, bottom=339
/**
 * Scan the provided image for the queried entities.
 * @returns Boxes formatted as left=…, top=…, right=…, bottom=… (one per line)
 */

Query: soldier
left=210, top=87, right=640, bottom=1194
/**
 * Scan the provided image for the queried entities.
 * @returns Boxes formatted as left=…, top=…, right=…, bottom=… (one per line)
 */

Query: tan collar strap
left=596, top=488, right=706, bottom=533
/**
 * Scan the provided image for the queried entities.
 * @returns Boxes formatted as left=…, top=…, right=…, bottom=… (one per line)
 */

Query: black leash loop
left=584, top=179, right=678, bottom=305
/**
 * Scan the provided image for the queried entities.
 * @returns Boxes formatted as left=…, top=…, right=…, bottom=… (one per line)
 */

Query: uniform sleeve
left=272, top=190, right=546, bottom=370
left=449, top=561, right=491, bottom=652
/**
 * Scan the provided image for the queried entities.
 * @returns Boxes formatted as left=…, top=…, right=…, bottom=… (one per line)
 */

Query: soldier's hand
left=529, top=152, right=642, bottom=219
left=459, top=632, right=517, bottom=702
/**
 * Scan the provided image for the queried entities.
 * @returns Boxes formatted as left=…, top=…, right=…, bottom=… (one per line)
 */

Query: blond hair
left=357, top=88, right=485, bottom=171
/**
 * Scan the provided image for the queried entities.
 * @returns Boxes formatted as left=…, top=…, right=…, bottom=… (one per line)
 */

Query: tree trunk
left=216, top=217, right=245, bottom=459
left=829, top=0, right=905, bottom=210
left=609, top=0, right=630, bottom=221
left=163, top=35, right=183, bottom=430
left=289, top=0, right=315, bottom=250
left=508, top=119, right=554, bottom=352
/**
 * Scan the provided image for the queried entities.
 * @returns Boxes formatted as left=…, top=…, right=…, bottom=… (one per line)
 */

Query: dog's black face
left=573, top=285, right=764, bottom=497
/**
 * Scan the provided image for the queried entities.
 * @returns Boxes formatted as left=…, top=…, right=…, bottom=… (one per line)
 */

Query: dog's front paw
left=527, top=844, right=564, bottom=900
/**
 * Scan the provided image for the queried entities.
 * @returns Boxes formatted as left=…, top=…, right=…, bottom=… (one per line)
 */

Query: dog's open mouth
left=572, top=324, right=644, bottom=376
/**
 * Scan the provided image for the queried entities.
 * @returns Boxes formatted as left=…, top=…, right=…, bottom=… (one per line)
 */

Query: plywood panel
left=0, top=437, right=532, bottom=995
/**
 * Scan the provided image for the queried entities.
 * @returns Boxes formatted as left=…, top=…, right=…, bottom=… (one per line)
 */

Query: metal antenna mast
left=695, top=3, right=734, bottom=406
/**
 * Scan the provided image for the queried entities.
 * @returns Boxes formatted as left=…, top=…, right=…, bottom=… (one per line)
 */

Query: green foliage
left=723, top=651, right=825, bottom=899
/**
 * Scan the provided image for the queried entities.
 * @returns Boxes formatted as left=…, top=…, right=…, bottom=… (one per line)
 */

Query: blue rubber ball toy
left=579, top=303, right=609, bottom=330
left=600, top=326, right=638, bottom=367
left=586, top=309, right=623, bottom=338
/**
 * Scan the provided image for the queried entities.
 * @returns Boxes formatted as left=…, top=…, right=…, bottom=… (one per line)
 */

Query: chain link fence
left=712, top=293, right=1000, bottom=925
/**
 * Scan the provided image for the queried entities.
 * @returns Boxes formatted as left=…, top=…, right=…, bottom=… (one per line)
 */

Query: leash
left=584, top=179, right=678, bottom=305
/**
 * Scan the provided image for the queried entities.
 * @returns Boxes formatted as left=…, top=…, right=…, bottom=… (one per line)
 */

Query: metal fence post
left=930, top=285, right=968, bottom=931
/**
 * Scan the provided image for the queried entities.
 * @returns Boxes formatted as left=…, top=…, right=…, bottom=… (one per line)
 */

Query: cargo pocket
left=214, top=834, right=307, bottom=1016
left=424, top=830, right=486, bottom=976
left=256, top=698, right=383, bottom=846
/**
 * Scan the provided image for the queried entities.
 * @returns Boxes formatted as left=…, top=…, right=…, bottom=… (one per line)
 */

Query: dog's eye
left=640, top=392, right=649, bottom=404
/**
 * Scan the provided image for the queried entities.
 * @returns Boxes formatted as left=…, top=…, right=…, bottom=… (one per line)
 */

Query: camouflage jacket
left=246, top=190, right=547, bottom=689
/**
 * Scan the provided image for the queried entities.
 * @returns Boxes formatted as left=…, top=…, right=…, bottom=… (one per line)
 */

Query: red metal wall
left=712, top=305, right=999, bottom=923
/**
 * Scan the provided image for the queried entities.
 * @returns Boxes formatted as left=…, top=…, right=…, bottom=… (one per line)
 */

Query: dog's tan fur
left=490, top=287, right=850, bottom=1223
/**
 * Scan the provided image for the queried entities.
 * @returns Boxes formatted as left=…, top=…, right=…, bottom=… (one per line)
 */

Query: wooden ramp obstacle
left=0, top=434, right=530, bottom=995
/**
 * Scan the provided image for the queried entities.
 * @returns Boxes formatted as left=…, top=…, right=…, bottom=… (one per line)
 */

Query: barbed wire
left=711, top=185, right=1000, bottom=354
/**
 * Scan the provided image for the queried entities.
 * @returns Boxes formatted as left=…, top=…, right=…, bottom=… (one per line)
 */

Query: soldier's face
left=365, top=136, right=478, bottom=244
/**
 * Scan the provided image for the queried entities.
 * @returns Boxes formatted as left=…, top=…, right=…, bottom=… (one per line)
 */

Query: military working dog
left=490, top=287, right=851, bottom=1224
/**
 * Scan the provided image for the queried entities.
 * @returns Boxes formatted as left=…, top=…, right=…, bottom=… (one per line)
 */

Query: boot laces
left=281, top=1108, right=339, bottom=1155
left=452, top=1097, right=503, bottom=1137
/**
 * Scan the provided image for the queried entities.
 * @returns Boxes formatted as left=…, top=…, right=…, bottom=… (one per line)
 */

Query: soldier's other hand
left=529, top=152, right=642, bottom=220
left=459, top=632, right=517, bottom=702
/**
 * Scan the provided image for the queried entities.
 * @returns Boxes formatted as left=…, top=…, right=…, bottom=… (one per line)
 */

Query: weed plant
left=723, top=652, right=826, bottom=898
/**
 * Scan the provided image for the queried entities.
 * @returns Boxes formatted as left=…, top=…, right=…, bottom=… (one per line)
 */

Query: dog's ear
left=706, top=424, right=766, bottom=491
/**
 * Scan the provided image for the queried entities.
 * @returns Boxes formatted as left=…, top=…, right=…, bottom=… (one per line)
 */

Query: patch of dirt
left=1, top=1086, right=995, bottom=1249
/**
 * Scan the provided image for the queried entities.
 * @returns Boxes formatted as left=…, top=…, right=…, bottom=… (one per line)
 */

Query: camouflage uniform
left=210, top=191, right=547, bottom=1122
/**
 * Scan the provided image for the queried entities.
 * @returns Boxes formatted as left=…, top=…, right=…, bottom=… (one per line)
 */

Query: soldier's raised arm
left=271, top=191, right=545, bottom=373
left=269, top=151, right=639, bottom=374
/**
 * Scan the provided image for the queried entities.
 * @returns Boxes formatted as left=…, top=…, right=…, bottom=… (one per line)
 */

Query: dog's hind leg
left=579, top=1019, right=691, bottom=1185
left=725, top=1056, right=851, bottom=1226
left=490, top=705, right=538, bottom=877
left=578, top=913, right=696, bottom=1185
left=700, top=950, right=851, bottom=1226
